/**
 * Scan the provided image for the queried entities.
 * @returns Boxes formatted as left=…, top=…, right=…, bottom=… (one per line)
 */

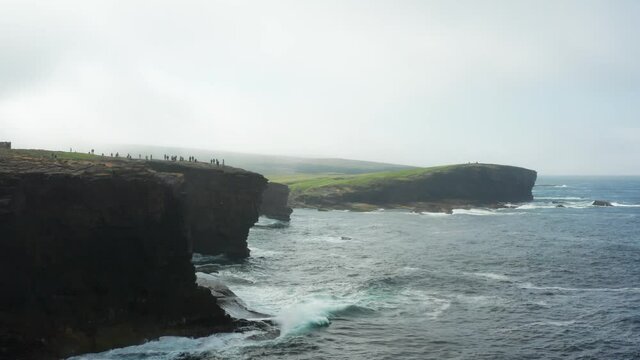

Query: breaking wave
left=275, top=298, right=372, bottom=336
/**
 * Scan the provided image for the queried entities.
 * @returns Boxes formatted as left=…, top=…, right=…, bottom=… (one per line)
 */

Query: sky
left=1, top=0, right=639, bottom=175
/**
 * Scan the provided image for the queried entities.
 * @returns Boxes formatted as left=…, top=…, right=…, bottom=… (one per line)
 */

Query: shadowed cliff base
left=0, top=149, right=266, bottom=359
left=280, top=163, right=537, bottom=213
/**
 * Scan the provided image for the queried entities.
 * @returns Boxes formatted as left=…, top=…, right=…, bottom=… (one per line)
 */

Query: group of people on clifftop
left=68, top=147, right=226, bottom=168
left=160, top=154, right=223, bottom=167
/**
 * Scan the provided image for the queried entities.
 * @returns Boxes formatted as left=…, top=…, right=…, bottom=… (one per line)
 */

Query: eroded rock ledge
left=0, top=150, right=266, bottom=359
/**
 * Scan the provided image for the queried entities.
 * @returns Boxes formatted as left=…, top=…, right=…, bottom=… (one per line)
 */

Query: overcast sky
left=1, top=0, right=639, bottom=174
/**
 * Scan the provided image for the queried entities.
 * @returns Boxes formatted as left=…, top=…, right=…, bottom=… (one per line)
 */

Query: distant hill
left=95, top=144, right=415, bottom=177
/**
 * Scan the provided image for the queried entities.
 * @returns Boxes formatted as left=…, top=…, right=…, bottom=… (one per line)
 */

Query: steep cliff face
left=290, top=164, right=537, bottom=212
left=259, top=182, right=293, bottom=221
left=342, top=164, right=536, bottom=204
left=0, top=151, right=265, bottom=359
left=145, top=162, right=267, bottom=258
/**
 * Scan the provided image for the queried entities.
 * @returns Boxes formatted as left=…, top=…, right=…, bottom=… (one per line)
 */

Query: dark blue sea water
left=76, top=177, right=640, bottom=360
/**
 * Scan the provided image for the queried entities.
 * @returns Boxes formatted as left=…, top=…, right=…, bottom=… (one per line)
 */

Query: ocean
left=75, top=177, right=640, bottom=359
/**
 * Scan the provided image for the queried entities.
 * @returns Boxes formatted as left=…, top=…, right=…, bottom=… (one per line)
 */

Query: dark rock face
left=592, top=200, right=613, bottom=206
left=259, top=182, right=293, bottom=221
left=0, top=152, right=266, bottom=359
left=145, top=162, right=267, bottom=258
left=0, top=142, right=10, bottom=149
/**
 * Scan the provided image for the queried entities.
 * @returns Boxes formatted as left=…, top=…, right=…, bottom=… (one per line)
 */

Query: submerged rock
left=592, top=200, right=613, bottom=207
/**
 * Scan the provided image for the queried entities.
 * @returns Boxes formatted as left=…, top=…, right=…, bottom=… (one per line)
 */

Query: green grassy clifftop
left=276, top=163, right=537, bottom=212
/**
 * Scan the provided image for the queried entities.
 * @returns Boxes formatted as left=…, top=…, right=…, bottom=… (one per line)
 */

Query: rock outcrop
left=0, top=150, right=266, bottom=359
left=259, top=182, right=293, bottom=221
left=290, top=163, right=537, bottom=212
left=145, top=162, right=267, bottom=258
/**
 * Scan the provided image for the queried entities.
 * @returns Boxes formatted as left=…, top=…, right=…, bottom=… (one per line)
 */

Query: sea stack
left=259, top=182, right=294, bottom=221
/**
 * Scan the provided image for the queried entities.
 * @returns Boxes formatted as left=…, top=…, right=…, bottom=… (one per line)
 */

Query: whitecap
left=420, top=211, right=450, bottom=216
left=249, top=246, right=282, bottom=257
left=470, top=272, right=512, bottom=282
left=516, top=201, right=594, bottom=210
left=454, top=294, right=505, bottom=307
left=451, top=208, right=497, bottom=216
left=529, top=320, right=576, bottom=327
left=305, top=235, right=358, bottom=244
left=535, top=196, right=584, bottom=200
left=534, top=184, right=569, bottom=188
left=518, top=283, right=640, bottom=293
left=400, top=266, right=422, bottom=273
left=516, top=203, right=556, bottom=210
left=428, top=298, right=451, bottom=318
left=611, top=202, right=640, bottom=207
left=391, top=289, right=452, bottom=319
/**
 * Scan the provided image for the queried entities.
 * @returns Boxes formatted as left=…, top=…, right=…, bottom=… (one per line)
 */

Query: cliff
left=259, top=182, right=293, bottom=221
left=145, top=162, right=267, bottom=258
left=0, top=150, right=266, bottom=359
left=287, top=163, right=537, bottom=212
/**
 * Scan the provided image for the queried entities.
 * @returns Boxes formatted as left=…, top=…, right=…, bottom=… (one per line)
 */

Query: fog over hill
left=55, top=144, right=416, bottom=177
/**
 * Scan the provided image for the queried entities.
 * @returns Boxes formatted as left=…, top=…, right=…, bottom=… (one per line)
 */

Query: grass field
left=272, top=163, right=517, bottom=196
left=271, top=165, right=467, bottom=193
